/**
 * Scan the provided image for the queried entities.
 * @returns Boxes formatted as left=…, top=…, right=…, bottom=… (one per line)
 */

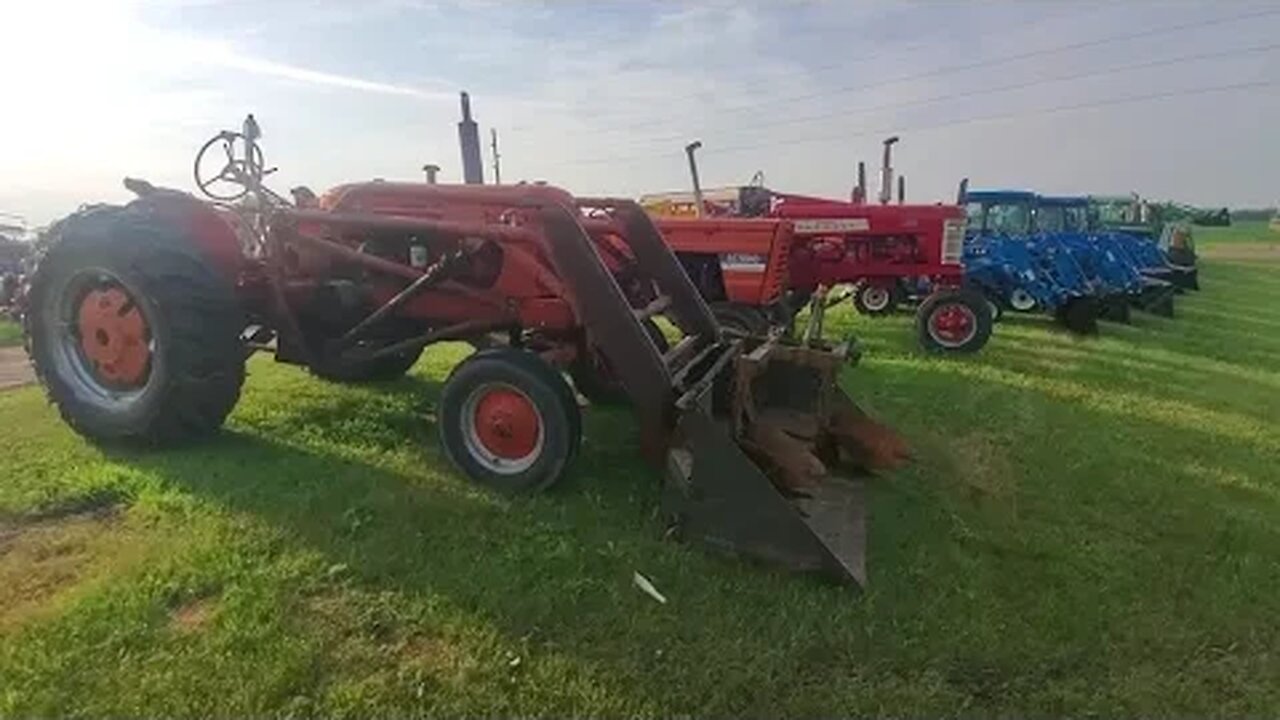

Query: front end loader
left=21, top=113, right=907, bottom=587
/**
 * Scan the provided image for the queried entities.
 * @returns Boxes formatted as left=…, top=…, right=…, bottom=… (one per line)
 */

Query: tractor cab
left=962, top=190, right=1036, bottom=237
left=1034, top=195, right=1090, bottom=234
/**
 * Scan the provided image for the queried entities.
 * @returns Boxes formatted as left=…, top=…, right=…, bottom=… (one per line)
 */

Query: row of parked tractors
left=11, top=107, right=1199, bottom=588
left=640, top=138, right=1200, bottom=354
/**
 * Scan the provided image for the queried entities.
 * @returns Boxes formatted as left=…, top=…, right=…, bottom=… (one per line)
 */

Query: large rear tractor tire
left=571, top=318, right=669, bottom=405
left=24, top=206, right=246, bottom=444
left=439, top=348, right=581, bottom=493
left=916, top=288, right=993, bottom=354
left=852, top=281, right=901, bottom=317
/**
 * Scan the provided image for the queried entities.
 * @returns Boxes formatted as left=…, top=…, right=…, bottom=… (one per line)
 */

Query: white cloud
left=193, top=44, right=456, bottom=100
left=2, top=0, right=1277, bottom=225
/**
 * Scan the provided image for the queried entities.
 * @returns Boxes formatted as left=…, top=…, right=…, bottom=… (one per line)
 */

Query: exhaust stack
left=852, top=161, right=867, bottom=204
left=685, top=141, right=705, bottom=218
left=878, top=136, right=899, bottom=205
left=457, top=92, right=484, bottom=184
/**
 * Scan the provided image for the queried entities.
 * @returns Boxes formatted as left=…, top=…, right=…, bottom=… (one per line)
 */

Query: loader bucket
left=662, top=337, right=908, bottom=587
left=548, top=200, right=906, bottom=587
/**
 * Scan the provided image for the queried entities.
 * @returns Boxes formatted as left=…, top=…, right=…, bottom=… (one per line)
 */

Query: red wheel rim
left=928, top=303, right=977, bottom=348
left=76, top=286, right=151, bottom=387
left=465, top=383, right=543, bottom=472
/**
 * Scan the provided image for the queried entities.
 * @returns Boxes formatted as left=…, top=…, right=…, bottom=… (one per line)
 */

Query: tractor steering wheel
left=193, top=130, right=267, bottom=201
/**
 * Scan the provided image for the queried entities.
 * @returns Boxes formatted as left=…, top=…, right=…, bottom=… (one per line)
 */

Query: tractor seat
left=291, top=186, right=319, bottom=208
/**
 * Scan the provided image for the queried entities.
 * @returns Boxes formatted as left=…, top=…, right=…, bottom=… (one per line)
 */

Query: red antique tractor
left=641, top=139, right=993, bottom=354
left=21, top=114, right=911, bottom=587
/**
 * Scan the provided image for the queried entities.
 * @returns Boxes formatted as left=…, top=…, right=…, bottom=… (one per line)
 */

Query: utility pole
left=490, top=128, right=502, bottom=185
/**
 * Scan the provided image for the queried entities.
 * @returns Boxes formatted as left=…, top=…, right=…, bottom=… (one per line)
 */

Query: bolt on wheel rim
left=461, top=382, right=544, bottom=474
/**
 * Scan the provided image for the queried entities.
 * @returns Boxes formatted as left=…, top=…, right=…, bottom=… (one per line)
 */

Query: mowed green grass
left=0, top=319, right=20, bottom=347
left=2, top=246, right=1279, bottom=716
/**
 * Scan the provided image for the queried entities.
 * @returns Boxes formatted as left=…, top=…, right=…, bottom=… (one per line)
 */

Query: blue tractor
left=1089, top=194, right=1199, bottom=291
left=1036, top=196, right=1176, bottom=320
left=961, top=189, right=1100, bottom=334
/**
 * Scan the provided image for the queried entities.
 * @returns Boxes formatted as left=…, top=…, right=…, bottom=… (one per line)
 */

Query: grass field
left=0, top=319, right=20, bottom=347
left=2, top=227, right=1278, bottom=716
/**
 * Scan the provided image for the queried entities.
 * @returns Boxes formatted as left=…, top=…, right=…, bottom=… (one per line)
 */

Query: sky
left=2, top=0, right=1278, bottom=228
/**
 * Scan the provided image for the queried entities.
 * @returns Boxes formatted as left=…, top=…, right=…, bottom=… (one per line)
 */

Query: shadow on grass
left=103, top=373, right=896, bottom=712
left=73, top=337, right=1280, bottom=716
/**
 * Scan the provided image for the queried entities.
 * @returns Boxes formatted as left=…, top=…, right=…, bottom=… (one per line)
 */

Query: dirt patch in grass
left=0, top=502, right=124, bottom=628
left=306, top=591, right=470, bottom=681
left=1200, top=242, right=1280, bottom=263
left=169, top=595, right=219, bottom=633
left=0, top=346, right=34, bottom=390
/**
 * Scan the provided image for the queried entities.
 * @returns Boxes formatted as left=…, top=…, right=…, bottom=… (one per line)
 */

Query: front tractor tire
left=710, top=302, right=770, bottom=338
left=916, top=288, right=993, bottom=354
left=852, top=280, right=901, bottom=317
left=439, top=348, right=582, bottom=494
left=25, top=206, right=246, bottom=444
left=1054, top=297, right=1100, bottom=336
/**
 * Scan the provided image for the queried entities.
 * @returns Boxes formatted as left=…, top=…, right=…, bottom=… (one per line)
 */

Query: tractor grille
left=942, top=219, right=965, bottom=265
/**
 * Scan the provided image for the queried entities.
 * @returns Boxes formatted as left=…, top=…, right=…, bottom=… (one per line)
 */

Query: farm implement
left=640, top=139, right=993, bottom=354
left=21, top=112, right=910, bottom=587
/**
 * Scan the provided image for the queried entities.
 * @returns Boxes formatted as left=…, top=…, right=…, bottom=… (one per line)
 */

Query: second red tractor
left=641, top=139, right=993, bottom=354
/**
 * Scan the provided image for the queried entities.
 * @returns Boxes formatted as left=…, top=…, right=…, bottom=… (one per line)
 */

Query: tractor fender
left=127, top=193, right=246, bottom=280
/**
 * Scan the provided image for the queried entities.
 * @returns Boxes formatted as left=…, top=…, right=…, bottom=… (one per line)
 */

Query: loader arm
left=537, top=198, right=905, bottom=587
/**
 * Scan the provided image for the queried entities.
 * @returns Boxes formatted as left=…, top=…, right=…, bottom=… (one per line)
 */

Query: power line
left=517, top=7, right=1280, bottom=141
left=508, top=4, right=1100, bottom=131
left=541, top=41, right=1280, bottom=154
left=555, top=78, right=1279, bottom=168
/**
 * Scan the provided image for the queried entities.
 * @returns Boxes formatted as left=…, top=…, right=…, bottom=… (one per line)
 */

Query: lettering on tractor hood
left=793, top=218, right=871, bottom=234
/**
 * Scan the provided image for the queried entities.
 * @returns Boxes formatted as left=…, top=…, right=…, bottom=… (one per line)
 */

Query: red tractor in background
left=641, top=138, right=993, bottom=354
left=21, top=111, right=911, bottom=587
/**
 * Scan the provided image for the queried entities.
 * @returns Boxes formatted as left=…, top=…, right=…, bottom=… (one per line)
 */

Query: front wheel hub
left=928, top=303, right=978, bottom=348
left=1008, top=288, right=1037, bottom=312
left=462, top=383, right=544, bottom=474
left=75, top=286, right=152, bottom=388
left=861, top=286, right=890, bottom=310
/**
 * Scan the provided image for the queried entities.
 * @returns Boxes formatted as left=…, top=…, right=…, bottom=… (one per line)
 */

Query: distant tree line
left=1230, top=208, right=1278, bottom=222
